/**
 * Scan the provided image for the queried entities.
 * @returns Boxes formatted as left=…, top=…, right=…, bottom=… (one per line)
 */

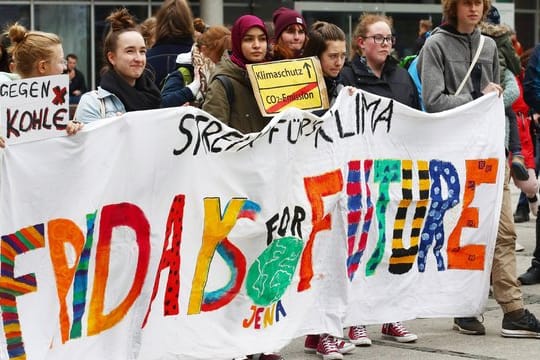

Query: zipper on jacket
left=467, top=34, right=473, bottom=65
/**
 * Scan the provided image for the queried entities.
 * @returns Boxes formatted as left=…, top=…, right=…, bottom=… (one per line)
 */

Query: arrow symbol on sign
left=303, top=62, right=312, bottom=78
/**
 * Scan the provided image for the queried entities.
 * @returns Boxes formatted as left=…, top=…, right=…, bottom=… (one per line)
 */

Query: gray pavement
left=280, top=184, right=540, bottom=359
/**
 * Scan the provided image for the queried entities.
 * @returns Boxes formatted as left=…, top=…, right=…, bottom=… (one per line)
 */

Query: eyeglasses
left=365, top=35, right=396, bottom=45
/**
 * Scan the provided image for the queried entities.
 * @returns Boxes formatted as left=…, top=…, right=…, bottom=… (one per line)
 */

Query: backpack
left=407, top=56, right=425, bottom=111
left=399, top=54, right=417, bottom=70
left=160, top=65, right=194, bottom=91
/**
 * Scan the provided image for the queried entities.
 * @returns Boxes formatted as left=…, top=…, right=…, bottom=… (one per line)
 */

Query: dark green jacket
left=202, top=57, right=268, bottom=133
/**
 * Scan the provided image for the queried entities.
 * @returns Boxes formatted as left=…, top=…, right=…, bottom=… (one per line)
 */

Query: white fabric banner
left=0, top=89, right=504, bottom=360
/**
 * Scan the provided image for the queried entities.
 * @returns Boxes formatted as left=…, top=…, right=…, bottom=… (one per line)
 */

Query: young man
left=417, top=0, right=540, bottom=338
left=66, top=53, right=87, bottom=104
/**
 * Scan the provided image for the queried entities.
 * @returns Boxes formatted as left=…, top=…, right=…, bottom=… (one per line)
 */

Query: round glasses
left=365, top=35, right=396, bottom=45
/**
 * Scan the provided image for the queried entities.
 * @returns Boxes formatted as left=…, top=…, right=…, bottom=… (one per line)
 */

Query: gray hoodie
left=417, top=25, right=500, bottom=113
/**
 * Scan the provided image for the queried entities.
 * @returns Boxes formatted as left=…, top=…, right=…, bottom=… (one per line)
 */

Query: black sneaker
left=518, top=266, right=540, bottom=285
left=453, top=317, right=486, bottom=335
left=513, top=206, right=530, bottom=223
left=501, top=309, right=540, bottom=338
left=511, top=154, right=529, bottom=181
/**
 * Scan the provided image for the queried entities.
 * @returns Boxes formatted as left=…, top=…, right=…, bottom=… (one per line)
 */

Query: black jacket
left=341, top=54, right=420, bottom=110
left=146, top=38, right=194, bottom=88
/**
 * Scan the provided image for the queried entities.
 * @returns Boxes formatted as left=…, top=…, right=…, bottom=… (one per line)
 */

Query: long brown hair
left=442, top=0, right=492, bottom=27
left=153, top=0, right=194, bottom=43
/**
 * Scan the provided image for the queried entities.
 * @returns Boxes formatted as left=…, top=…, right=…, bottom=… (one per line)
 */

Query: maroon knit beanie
left=272, top=7, right=306, bottom=41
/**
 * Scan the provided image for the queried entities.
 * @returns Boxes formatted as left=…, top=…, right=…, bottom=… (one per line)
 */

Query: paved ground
left=280, top=184, right=540, bottom=359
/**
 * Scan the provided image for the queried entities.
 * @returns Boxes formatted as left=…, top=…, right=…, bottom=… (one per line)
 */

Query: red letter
left=143, top=195, right=185, bottom=327
left=87, top=203, right=150, bottom=335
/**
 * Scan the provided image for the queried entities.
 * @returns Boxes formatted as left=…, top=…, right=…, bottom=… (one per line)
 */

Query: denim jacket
left=74, top=87, right=126, bottom=123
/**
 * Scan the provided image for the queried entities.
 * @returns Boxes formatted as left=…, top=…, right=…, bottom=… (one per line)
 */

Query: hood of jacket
left=175, top=51, right=193, bottom=66
left=478, top=22, right=512, bottom=38
left=428, top=24, right=483, bottom=60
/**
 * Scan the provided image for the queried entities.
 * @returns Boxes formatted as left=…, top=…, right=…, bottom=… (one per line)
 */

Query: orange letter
left=447, top=159, right=498, bottom=270
left=298, top=170, right=343, bottom=291
left=48, top=219, right=85, bottom=343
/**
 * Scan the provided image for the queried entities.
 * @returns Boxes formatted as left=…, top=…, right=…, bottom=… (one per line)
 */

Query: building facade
left=0, top=0, right=536, bottom=89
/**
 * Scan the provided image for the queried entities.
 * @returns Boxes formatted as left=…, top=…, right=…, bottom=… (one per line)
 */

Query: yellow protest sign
left=246, top=57, right=329, bottom=116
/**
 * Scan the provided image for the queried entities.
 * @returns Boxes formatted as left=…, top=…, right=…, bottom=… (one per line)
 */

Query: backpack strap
left=214, top=74, right=235, bottom=105
left=99, top=94, right=106, bottom=118
left=455, top=35, right=485, bottom=96
left=160, top=66, right=194, bottom=91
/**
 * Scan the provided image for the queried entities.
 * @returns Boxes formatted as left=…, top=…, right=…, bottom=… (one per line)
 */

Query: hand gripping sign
left=246, top=57, right=329, bottom=116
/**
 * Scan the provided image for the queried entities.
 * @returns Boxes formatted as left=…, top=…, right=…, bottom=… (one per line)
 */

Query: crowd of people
left=0, top=0, right=539, bottom=359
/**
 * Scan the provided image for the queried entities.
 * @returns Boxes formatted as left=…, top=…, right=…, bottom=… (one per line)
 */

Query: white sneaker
left=516, top=242, right=525, bottom=252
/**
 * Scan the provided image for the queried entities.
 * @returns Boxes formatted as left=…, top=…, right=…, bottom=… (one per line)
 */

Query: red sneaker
left=347, top=325, right=372, bottom=346
left=381, top=322, right=418, bottom=343
left=304, top=334, right=320, bottom=353
left=316, top=334, right=343, bottom=360
left=334, top=338, right=355, bottom=354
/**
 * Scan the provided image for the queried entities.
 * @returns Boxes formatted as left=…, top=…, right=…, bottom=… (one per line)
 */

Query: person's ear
left=37, top=59, right=48, bottom=74
left=107, top=51, right=116, bottom=66
left=356, top=37, right=365, bottom=51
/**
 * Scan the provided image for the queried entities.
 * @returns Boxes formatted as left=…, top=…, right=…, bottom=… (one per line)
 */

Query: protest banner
left=0, top=89, right=505, bottom=359
left=0, top=74, right=69, bottom=145
left=246, top=56, right=329, bottom=116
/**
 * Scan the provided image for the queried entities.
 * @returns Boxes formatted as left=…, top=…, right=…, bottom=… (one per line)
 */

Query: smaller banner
left=246, top=56, right=329, bottom=116
left=0, top=74, right=69, bottom=145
